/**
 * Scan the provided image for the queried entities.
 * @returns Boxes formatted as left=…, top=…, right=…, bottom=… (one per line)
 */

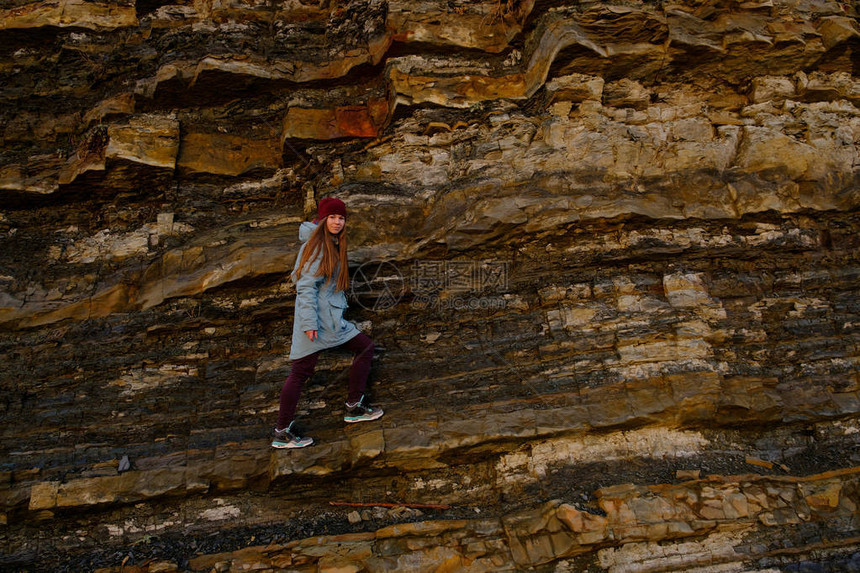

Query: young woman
left=272, top=197, right=383, bottom=449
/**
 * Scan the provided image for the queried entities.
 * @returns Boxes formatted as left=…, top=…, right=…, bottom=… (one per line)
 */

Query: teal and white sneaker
left=271, top=421, right=313, bottom=449
left=344, top=395, right=384, bottom=424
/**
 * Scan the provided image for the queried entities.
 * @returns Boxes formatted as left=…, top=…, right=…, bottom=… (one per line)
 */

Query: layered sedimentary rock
left=1, top=0, right=860, bottom=571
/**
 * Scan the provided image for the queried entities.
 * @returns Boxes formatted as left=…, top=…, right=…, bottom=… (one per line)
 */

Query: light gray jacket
left=289, top=222, right=360, bottom=360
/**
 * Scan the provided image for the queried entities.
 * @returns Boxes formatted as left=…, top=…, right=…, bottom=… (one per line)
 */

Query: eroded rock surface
left=1, top=0, right=860, bottom=571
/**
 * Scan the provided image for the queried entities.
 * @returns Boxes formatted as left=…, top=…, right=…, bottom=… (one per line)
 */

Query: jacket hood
left=298, top=221, right=318, bottom=243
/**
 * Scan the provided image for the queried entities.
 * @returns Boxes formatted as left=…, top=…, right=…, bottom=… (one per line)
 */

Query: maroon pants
left=276, top=333, right=375, bottom=429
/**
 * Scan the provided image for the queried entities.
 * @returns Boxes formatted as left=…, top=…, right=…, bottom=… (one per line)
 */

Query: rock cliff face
left=2, top=0, right=860, bottom=571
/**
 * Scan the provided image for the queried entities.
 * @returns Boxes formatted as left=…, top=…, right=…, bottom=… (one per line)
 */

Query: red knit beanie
left=317, top=197, right=347, bottom=220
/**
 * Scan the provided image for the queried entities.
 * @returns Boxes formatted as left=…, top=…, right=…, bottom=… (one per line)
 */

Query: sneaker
left=344, top=395, right=384, bottom=424
left=271, top=421, right=313, bottom=449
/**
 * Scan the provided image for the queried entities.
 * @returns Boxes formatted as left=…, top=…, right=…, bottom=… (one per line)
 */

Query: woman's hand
left=305, top=330, right=318, bottom=341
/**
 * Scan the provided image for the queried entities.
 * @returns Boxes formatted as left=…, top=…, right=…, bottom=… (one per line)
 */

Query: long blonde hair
left=295, top=217, right=349, bottom=292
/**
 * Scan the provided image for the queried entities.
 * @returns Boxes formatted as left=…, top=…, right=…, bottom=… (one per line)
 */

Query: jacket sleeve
left=293, top=250, right=324, bottom=333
